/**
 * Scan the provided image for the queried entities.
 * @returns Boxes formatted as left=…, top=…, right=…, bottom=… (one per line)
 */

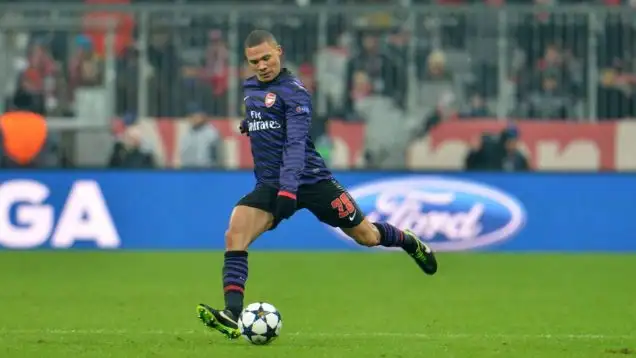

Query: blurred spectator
left=386, top=26, right=412, bottom=73
left=178, top=104, right=223, bottom=168
left=11, top=85, right=37, bottom=112
left=108, top=125, right=156, bottom=168
left=315, top=31, right=352, bottom=115
left=597, top=58, right=636, bottom=119
left=343, top=32, right=411, bottom=168
left=68, top=35, right=104, bottom=95
left=147, top=30, right=182, bottom=117
left=14, top=39, right=58, bottom=115
left=419, top=50, right=458, bottom=118
left=538, top=45, right=562, bottom=75
left=464, top=132, right=499, bottom=171
left=534, top=44, right=582, bottom=97
left=182, top=29, right=230, bottom=116
left=424, top=50, right=453, bottom=82
left=116, top=45, right=140, bottom=116
left=1, top=28, right=28, bottom=110
left=464, top=126, right=529, bottom=171
left=497, top=126, right=530, bottom=171
left=517, top=74, right=572, bottom=119
left=202, top=30, right=230, bottom=115
left=345, top=32, right=405, bottom=115
left=461, top=93, right=492, bottom=118
left=350, top=71, right=373, bottom=105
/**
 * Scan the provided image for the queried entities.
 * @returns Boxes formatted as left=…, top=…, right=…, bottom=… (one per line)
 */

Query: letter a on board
left=0, top=111, right=48, bottom=165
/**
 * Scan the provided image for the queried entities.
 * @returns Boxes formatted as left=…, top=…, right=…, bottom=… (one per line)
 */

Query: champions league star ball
left=238, top=302, right=283, bottom=345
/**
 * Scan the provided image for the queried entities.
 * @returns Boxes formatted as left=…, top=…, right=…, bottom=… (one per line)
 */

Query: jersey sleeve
left=279, top=86, right=312, bottom=195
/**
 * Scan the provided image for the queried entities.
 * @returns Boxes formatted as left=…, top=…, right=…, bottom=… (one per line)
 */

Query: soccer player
left=197, top=30, right=438, bottom=339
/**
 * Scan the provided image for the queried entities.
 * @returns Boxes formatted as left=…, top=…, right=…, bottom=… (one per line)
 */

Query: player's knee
left=344, top=221, right=379, bottom=247
left=225, top=228, right=250, bottom=251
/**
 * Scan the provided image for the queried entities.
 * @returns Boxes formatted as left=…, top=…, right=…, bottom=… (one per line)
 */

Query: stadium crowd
left=1, top=0, right=635, bottom=169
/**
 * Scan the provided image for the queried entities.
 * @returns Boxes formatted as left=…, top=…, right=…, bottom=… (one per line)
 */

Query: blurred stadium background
left=2, top=0, right=636, bottom=171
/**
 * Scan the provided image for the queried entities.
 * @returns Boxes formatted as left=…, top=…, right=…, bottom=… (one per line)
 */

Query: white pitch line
left=0, top=329, right=632, bottom=340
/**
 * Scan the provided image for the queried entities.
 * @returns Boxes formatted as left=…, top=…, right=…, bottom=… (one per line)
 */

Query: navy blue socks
left=223, top=250, right=248, bottom=317
left=373, top=222, right=418, bottom=253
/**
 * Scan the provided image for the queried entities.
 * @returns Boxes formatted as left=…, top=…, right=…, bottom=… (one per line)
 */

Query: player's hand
left=274, top=191, right=297, bottom=221
left=239, top=120, right=249, bottom=136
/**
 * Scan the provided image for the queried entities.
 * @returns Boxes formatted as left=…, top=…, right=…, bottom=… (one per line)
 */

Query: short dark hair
left=244, top=30, right=277, bottom=48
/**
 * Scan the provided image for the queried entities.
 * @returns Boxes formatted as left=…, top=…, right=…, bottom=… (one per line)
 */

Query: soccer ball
left=238, top=302, right=282, bottom=345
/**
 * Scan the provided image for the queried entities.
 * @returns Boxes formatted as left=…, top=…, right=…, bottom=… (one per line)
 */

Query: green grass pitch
left=0, top=251, right=634, bottom=358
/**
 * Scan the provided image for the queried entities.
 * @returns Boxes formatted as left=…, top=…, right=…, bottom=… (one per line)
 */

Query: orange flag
left=0, top=111, right=48, bottom=165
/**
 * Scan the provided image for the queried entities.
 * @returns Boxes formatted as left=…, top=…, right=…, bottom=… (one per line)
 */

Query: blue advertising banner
left=0, top=171, right=634, bottom=252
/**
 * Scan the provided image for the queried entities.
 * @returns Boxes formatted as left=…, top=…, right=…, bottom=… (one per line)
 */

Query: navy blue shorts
left=236, top=179, right=364, bottom=230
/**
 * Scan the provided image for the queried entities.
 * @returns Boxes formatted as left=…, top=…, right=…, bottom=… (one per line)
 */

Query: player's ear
left=276, top=45, right=283, bottom=56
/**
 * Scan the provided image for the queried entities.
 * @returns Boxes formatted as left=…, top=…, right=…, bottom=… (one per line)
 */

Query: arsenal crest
left=264, top=92, right=276, bottom=108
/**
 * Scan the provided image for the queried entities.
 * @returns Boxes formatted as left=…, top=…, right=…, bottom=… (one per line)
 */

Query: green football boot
left=196, top=303, right=241, bottom=339
left=404, top=230, right=438, bottom=275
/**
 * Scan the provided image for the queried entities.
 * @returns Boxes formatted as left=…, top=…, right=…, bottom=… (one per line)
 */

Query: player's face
left=245, top=41, right=282, bottom=82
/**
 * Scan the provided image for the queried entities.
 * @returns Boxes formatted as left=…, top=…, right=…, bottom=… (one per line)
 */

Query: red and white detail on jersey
left=264, top=92, right=276, bottom=108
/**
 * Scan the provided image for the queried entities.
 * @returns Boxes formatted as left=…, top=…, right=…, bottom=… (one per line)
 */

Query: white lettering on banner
left=0, top=180, right=120, bottom=249
left=365, top=190, right=484, bottom=240
left=51, top=181, right=120, bottom=249
left=0, top=180, right=54, bottom=248
left=329, top=177, right=526, bottom=252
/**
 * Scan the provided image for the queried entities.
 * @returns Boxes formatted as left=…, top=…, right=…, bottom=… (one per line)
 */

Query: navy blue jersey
left=243, top=68, right=332, bottom=194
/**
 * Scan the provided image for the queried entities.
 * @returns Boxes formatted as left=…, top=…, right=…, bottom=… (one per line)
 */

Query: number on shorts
left=331, top=193, right=356, bottom=218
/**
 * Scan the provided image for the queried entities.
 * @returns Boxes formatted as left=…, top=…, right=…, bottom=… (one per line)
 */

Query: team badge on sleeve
left=296, top=106, right=310, bottom=114
left=265, top=93, right=276, bottom=108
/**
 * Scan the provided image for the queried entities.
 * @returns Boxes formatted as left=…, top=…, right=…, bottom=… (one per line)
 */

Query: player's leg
left=301, top=179, right=437, bottom=275
left=223, top=204, right=274, bottom=313
left=341, top=218, right=437, bottom=275
left=198, top=187, right=277, bottom=339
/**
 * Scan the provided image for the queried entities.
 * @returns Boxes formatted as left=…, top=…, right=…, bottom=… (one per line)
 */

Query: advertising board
left=0, top=171, right=634, bottom=252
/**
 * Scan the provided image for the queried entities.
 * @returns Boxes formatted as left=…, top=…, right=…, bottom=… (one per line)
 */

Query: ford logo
left=330, top=176, right=526, bottom=251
